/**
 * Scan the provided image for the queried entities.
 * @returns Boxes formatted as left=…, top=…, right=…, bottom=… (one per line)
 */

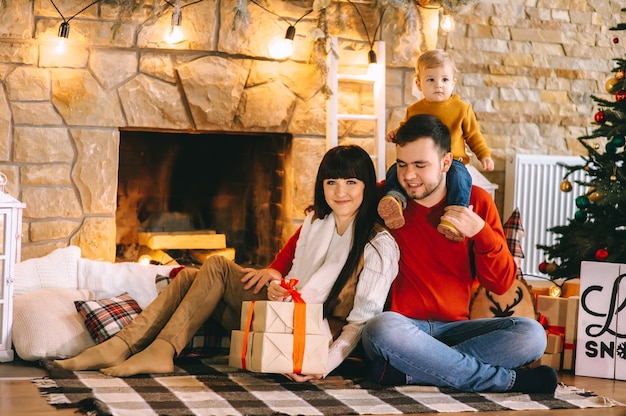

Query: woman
left=54, top=145, right=399, bottom=381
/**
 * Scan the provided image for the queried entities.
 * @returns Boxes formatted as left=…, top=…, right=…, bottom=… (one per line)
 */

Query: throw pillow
left=12, top=288, right=96, bottom=360
left=13, top=246, right=82, bottom=296
left=77, top=258, right=177, bottom=309
left=468, top=208, right=537, bottom=320
left=74, top=292, right=142, bottom=343
left=469, top=277, right=537, bottom=320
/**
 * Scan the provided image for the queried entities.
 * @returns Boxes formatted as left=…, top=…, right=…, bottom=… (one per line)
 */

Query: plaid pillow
left=503, top=207, right=525, bottom=260
left=74, top=292, right=142, bottom=343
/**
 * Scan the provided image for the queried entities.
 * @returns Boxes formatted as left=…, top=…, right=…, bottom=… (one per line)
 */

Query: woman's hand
left=266, top=280, right=288, bottom=301
left=240, top=267, right=282, bottom=293
left=283, top=373, right=323, bottom=382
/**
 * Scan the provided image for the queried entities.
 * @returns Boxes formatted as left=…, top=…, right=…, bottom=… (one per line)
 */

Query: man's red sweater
left=388, top=185, right=516, bottom=321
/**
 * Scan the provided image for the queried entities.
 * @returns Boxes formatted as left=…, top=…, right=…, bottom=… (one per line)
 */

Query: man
left=362, top=114, right=557, bottom=393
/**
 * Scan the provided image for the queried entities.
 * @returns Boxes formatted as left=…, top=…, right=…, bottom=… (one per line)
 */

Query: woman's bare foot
left=100, top=339, right=175, bottom=377
left=53, top=336, right=131, bottom=371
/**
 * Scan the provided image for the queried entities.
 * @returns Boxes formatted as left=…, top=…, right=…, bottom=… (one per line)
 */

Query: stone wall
left=0, top=0, right=622, bottom=261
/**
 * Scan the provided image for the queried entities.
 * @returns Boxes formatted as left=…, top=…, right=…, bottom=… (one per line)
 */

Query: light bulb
left=166, top=5, right=184, bottom=44
left=440, top=14, right=455, bottom=32
left=367, top=50, right=379, bottom=78
left=166, top=25, right=184, bottom=44
left=268, top=26, right=296, bottom=60
left=55, top=37, right=67, bottom=54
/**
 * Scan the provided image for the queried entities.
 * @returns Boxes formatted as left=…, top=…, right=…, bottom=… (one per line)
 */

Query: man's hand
left=283, top=373, right=323, bottom=382
left=440, top=205, right=485, bottom=238
left=481, top=157, right=495, bottom=171
left=240, top=267, right=282, bottom=293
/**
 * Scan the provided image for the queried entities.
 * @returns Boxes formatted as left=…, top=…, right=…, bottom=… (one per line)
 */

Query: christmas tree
left=537, top=9, right=626, bottom=280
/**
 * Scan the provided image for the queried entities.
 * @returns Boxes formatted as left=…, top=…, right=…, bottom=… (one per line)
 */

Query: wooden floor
left=1, top=363, right=625, bottom=415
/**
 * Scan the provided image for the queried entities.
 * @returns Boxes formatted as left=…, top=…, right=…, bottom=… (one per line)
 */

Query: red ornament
left=614, top=37, right=620, bottom=44
left=539, top=261, right=548, bottom=274
left=594, top=110, right=606, bottom=123
left=617, top=90, right=626, bottom=102
left=617, top=70, right=626, bottom=80
left=595, top=248, right=609, bottom=261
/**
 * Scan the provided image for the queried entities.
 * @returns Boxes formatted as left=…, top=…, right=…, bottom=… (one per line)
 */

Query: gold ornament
left=594, top=143, right=600, bottom=149
left=618, top=70, right=626, bottom=80
left=611, top=175, right=617, bottom=181
left=549, top=285, right=562, bottom=298
left=560, top=179, right=573, bottom=192
left=606, top=76, right=620, bottom=94
left=545, top=262, right=557, bottom=274
left=588, top=191, right=604, bottom=202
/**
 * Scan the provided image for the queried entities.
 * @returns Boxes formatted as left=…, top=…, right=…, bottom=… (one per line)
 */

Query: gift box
left=545, top=333, right=563, bottom=354
left=576, top=262, right=626, bottom=380
left=240, top=301, right=324, bottom=335
left=537, top=352, right=562, bottom=370
left=531, top=279, right=580, bottom=298
left=230, top=299, right=329, bottom=374
left=536, top=295, right=568, bottom=329
left=562, top=296, right=579, bottom=371
left=229, top=330, right=328, bottom=374
left=536, top=294, right=579, bottom=371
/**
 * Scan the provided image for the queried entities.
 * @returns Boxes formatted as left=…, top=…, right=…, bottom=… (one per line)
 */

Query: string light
left=50, top=0, right=100, bottom=52
left=248, top=0, right=312, bottom=60
left=268, top=25, right=296, bottom=60
left=346, top=0, right=385, bottom=71
left=440, top=13, right=456, bottom=32
left=164, top=0, right=203, bottom=44
left=167, top=0, right=184, bottom=43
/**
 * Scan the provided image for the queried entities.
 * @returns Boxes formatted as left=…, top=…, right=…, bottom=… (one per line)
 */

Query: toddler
left=378, top=49, right=494, bottom=241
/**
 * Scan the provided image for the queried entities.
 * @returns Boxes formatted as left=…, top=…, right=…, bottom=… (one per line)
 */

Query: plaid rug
left=33, top=356, right=622, bottom=415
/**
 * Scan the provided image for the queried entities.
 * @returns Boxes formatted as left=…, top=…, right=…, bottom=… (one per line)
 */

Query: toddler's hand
left=385, top=130, right=397, bottom=143
left=481, top=157, right=494, bottom=171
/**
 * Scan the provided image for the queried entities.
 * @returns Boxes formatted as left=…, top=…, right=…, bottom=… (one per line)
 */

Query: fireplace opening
left=116, top=130, right=292, bottom=267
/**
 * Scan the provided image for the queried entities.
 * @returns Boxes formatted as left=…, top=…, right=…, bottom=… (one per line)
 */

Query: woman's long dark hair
left=310, top=145, right=379, bottom=317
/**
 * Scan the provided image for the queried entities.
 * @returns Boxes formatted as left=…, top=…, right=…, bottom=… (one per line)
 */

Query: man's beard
left=404, top=171, right=445, bottom=201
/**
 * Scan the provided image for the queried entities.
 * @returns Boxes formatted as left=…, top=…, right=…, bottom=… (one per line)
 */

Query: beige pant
left=115, top=255, right=268, bottom=355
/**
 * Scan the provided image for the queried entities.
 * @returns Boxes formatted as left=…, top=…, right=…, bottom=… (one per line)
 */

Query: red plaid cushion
left=74, top=292, right=142, bottom=343
left=503, top=207, right=525, bottom=260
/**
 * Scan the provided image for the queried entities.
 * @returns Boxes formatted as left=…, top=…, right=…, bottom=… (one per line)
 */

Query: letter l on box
left=576, top=261, right=626, bottom=380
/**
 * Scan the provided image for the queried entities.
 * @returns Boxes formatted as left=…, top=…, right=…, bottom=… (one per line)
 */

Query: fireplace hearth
left=116, top=130, right=292, bottom=267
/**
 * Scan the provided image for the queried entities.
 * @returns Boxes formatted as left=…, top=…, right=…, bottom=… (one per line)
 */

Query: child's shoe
left=377, top=196, right=405, bottom=229
left=437, top=220, right=465, bottom=242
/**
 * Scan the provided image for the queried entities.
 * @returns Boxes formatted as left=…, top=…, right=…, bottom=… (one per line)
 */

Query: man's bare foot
left=100, top=339, right=175, bottom=377
left=53, top=336, right=131, bottom=371
left=437, top=220, right=465, bottom=242
left=378, top=196, right=405, bottom=229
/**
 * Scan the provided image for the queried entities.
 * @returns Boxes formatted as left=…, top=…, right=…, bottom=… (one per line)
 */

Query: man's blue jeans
left=361, top=311, right=547, bottom=392
left=384, top=159, right=471, bottom=208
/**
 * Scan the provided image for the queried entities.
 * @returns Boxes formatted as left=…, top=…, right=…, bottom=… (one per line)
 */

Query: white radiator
left=504, top=154, right=587, bottom=279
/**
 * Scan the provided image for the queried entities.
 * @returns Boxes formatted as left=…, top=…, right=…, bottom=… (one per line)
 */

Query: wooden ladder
left=326, top=37, right=387, bottom=180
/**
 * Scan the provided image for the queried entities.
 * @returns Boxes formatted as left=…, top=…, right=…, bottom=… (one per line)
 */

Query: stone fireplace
left=116, top=130, right=292, bottom=267
left=2, top=0, right=415, bottom=262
